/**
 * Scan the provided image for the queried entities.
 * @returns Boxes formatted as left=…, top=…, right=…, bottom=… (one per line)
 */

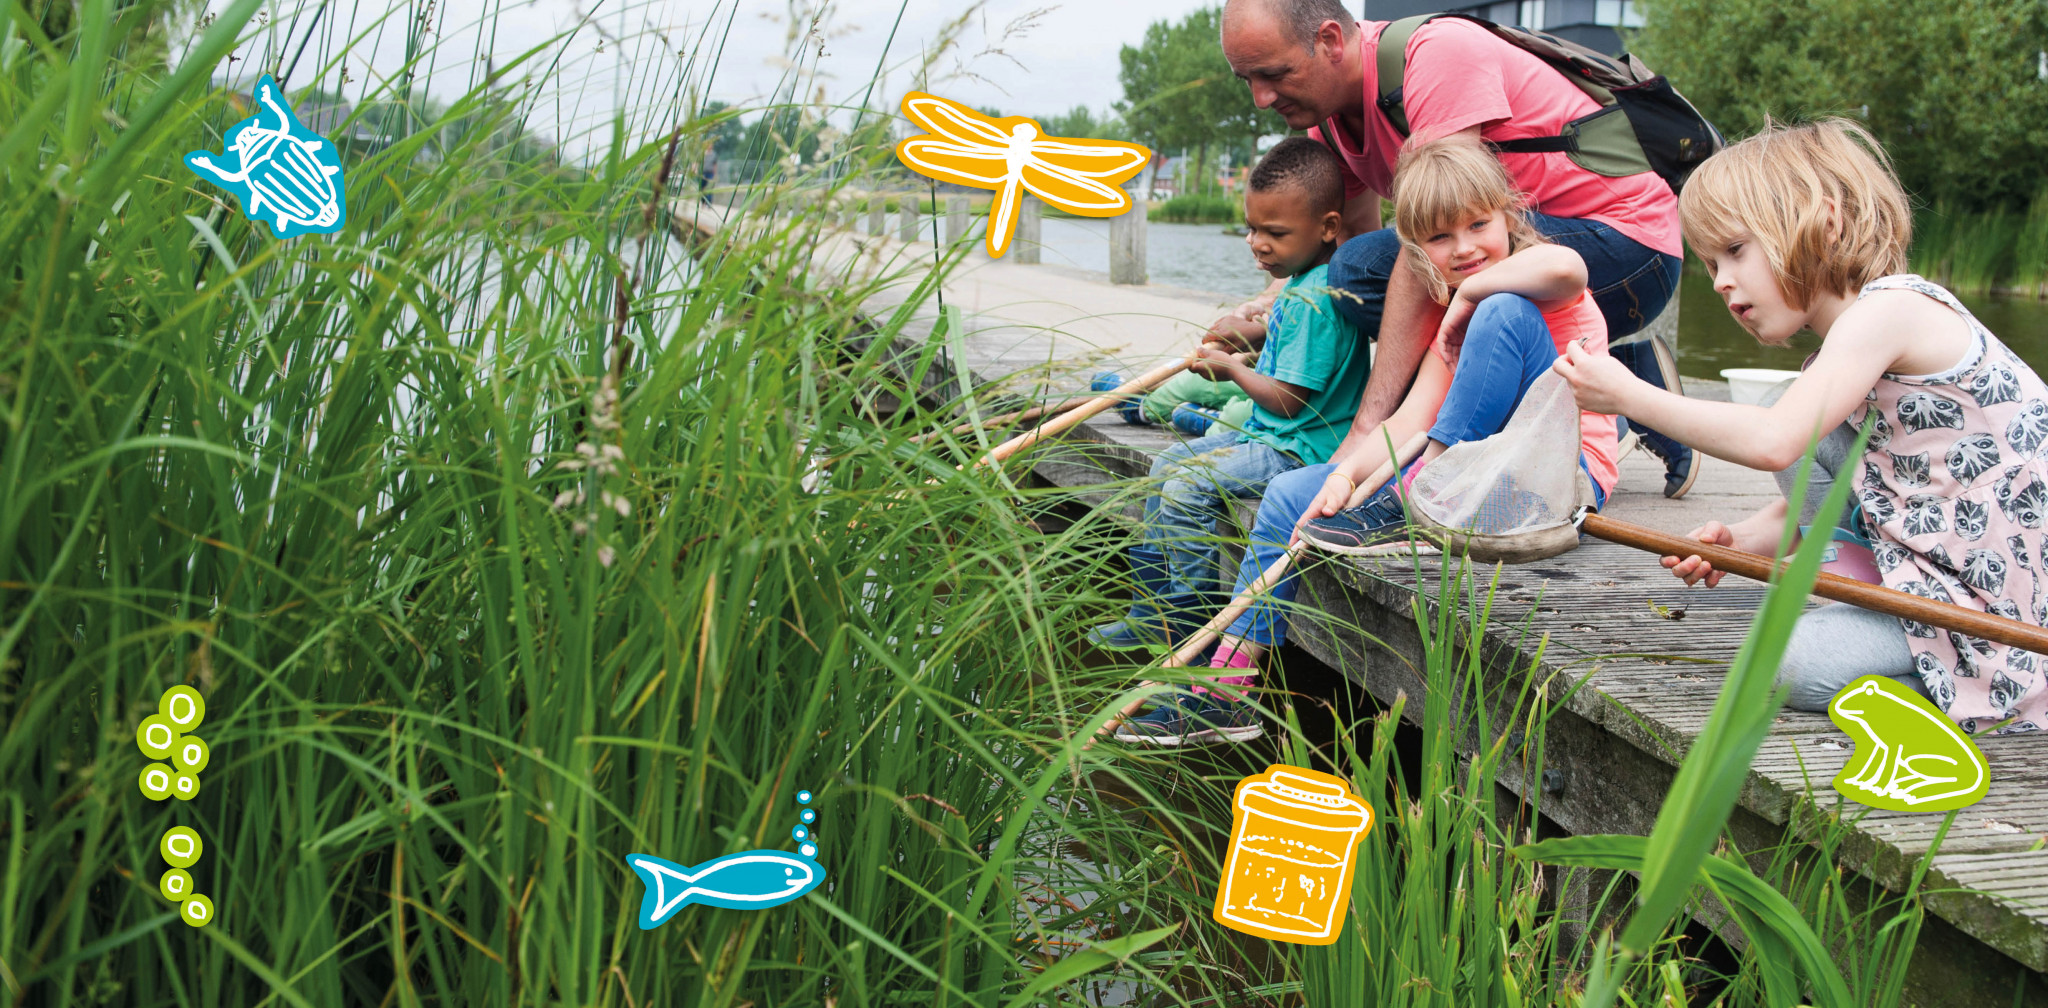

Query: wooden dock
left=676, top=195, right=2048, bottom=1003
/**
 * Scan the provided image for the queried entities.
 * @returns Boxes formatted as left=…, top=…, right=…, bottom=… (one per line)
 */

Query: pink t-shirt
left=1427, top=290, right=1621, bottom=497
left=1308, top=19, right=1682, bottom=258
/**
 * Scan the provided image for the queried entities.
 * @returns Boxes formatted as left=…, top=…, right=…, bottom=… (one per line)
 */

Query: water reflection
left=1675, top=266, right=2048, bottom=380
left=991, top=216, right=2048, bottom=381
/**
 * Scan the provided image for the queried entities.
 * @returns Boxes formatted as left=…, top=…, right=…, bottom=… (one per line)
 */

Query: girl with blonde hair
left=1557, top=118, right=2048, bottom=733
left=1291, top=135, right=1623, bottom=554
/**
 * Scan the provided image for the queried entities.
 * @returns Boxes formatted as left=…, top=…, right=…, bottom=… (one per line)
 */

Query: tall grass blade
left=1614, top=419, right=1871, bottom=959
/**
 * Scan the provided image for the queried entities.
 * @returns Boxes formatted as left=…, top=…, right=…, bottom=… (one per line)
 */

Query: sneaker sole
left=1664, top=457, right=1700, bottom=499
left=1087, top=636, right=1169, bottom=652
left=1301, top=535, right=1443, bottom=558
left=1113, top=725, right=1264, bottom=746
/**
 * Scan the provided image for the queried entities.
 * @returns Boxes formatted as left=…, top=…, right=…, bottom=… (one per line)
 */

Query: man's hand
left=1553, top=338, right=1643, bottom=415
left=1660, top=522, right=1736, bottom=588
left=1189, top=344, right=1245, bottom=381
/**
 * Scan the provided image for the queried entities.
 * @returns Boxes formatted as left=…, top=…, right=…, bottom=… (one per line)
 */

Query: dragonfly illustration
left=894, top=91, right=1150, bottom=259
left=185, top=74, right=348, bottom=239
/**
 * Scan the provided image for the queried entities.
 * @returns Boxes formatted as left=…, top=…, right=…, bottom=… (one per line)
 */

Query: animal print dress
left=1852, top=275, right=2048, bottom=734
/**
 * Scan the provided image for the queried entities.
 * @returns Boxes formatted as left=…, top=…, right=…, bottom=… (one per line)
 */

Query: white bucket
left=1719, top=367, right=1802, bottom=406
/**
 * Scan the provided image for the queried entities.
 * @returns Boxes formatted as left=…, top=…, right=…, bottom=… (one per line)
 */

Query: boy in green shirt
left=1089, top=138, right=1368, bottom=677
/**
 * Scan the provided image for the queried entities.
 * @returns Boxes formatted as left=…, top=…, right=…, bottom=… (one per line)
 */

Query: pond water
left=1011, top=216, right=2048, bottom=381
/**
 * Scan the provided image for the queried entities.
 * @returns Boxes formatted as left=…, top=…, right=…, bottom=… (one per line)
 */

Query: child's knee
left=1149, top=448, right=1192, bottom=478
left=1470, top=292, right=1543, bottom=331
left=1773, top=653, right=1843, bottom=713
left=1157, top=474, right=1218, bottom=515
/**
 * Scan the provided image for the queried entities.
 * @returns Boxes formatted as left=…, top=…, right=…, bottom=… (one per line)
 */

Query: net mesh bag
left=1406, top=370, right=1590, bottom=563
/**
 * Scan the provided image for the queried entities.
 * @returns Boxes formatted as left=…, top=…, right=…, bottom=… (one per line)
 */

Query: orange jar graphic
left=1212, top=765, right=1373, bottom=944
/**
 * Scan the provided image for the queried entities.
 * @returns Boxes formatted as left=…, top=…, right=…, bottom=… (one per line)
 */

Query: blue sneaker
left=1170, top=402, right=1220, bottom=436
left=1114, top=691, right=1263, bottom=746
left=1297, top=483, right=1441, bottom=557
left=1092, top=371, right=1148, bottom=425
left=1087, top=608, right=1177, bottom=650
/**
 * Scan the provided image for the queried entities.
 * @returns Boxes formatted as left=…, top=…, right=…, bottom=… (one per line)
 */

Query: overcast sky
left=201, top=0, right=1225, bottom=154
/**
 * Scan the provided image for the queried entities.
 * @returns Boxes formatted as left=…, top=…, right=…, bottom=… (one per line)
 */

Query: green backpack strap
left=1374, top=14, right=1436, bottom=138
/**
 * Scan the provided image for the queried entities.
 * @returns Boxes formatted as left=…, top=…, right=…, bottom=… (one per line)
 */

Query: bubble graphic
left=161, top=827, right=203, bottom=868
left=181, top=893, right=215, bottom=928
left=797, top=790, right=812, bottom=804
left=800, top=843, right=817, bottom=858
left=160, top=868, right=194, bottom=902
left=173, top=736, right=210, bottom=774
left=139, top=763, right=175, bottom=801
left=170, top=772, right=202, bottom=801
left=160, top=685, right=206, bottom=730
left=792, top=826, right=808, bottom=842
left=801, top=809, right=816, bottom=824
left=136, top=715, right=180, bottom=761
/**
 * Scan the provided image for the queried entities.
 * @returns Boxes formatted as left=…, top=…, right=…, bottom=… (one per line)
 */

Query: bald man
left=1214, top=0, right=1696, bottom=501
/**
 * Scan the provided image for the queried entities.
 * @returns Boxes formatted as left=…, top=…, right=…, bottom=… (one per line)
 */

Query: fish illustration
left=627, top=849, right=824, bottom=928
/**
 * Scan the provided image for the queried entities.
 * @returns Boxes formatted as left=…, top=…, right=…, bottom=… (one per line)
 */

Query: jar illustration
left=1211, top=765, right=1374, bottom=944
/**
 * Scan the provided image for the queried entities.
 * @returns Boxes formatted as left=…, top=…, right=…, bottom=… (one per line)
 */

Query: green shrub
left=1152, top=192, right=1239, bottom=224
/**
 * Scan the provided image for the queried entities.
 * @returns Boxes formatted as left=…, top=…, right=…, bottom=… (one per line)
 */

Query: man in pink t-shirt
left=1214, top=0, right=1696, bottom=500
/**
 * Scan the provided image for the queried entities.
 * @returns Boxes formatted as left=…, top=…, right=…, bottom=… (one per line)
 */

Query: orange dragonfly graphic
left=894, top=91, right=1150, bottom=259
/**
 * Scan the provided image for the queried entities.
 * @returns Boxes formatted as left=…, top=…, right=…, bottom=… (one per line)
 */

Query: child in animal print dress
left=1555, top=118, right=2048, bottom=734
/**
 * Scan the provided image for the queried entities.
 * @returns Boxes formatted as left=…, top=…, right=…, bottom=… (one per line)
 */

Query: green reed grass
left=0, top=2, right=1262, bottom=1004
left=1911, top=194, right=2048, bottom=297
left=1281, top=561, right=1707, bottom=1005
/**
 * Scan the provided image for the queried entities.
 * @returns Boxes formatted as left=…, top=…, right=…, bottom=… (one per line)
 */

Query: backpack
left=1329, top=13, right=1723, bottom=195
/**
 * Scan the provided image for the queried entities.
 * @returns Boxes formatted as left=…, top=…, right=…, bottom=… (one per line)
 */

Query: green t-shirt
left=1242, top=264, right=1369, bottom=464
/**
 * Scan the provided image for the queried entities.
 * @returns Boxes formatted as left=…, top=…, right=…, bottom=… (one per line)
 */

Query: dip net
left=1405, top=370, right=1591, bottom=563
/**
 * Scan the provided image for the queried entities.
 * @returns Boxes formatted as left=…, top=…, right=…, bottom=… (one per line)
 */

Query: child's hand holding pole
left=1661, top=522, right=1737, bottom=588
left=1189, top=344, right=1245, bottom=381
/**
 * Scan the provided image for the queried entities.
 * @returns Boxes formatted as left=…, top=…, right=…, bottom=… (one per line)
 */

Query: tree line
left=704, top=0, right=2047, bottom=223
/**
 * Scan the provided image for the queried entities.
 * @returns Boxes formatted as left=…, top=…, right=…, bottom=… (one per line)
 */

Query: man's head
left=1220, top=0, right=1357, bottom=130
left=1243, top=137, right=1346, bottom=279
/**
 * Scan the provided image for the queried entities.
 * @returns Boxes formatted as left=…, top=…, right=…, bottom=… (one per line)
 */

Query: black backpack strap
left=1374, top=14, right=1433, bottom=137
left=1315, top=117, right=1342, bottom=159
left=1490, top=136, right=1574, bottom=154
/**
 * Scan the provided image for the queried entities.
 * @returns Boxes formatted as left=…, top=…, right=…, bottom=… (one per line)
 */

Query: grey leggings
left=1758, top=379, right=1930, bottom=710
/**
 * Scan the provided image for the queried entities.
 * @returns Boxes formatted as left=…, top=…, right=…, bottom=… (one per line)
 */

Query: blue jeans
left=1143, top=431, right=1305, bottom=599
left=1222, top=293, right=1609, bottom=648
left=1327, top=211, right=1683, bottom=448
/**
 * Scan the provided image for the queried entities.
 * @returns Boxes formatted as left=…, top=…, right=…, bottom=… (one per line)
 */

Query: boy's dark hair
left=1249, top=137, right=1344, bottom=214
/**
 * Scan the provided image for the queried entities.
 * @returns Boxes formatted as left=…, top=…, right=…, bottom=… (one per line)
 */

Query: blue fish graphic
left=627, top=849, right=824, bottom=928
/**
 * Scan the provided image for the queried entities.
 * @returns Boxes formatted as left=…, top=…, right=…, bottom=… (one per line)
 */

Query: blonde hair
left=1678, top=118, right=1911, bottom=311
left=1392, top=136, right=1547, bottom=305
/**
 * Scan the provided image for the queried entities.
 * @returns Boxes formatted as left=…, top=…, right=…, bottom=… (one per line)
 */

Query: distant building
left=292, top=100, right=393, bottom=151
left=1148, top=155, right=1185, bottom=199
left=1361, top=0, right=1644, bottom=56
left=220, top=86, right=393, bottom=152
